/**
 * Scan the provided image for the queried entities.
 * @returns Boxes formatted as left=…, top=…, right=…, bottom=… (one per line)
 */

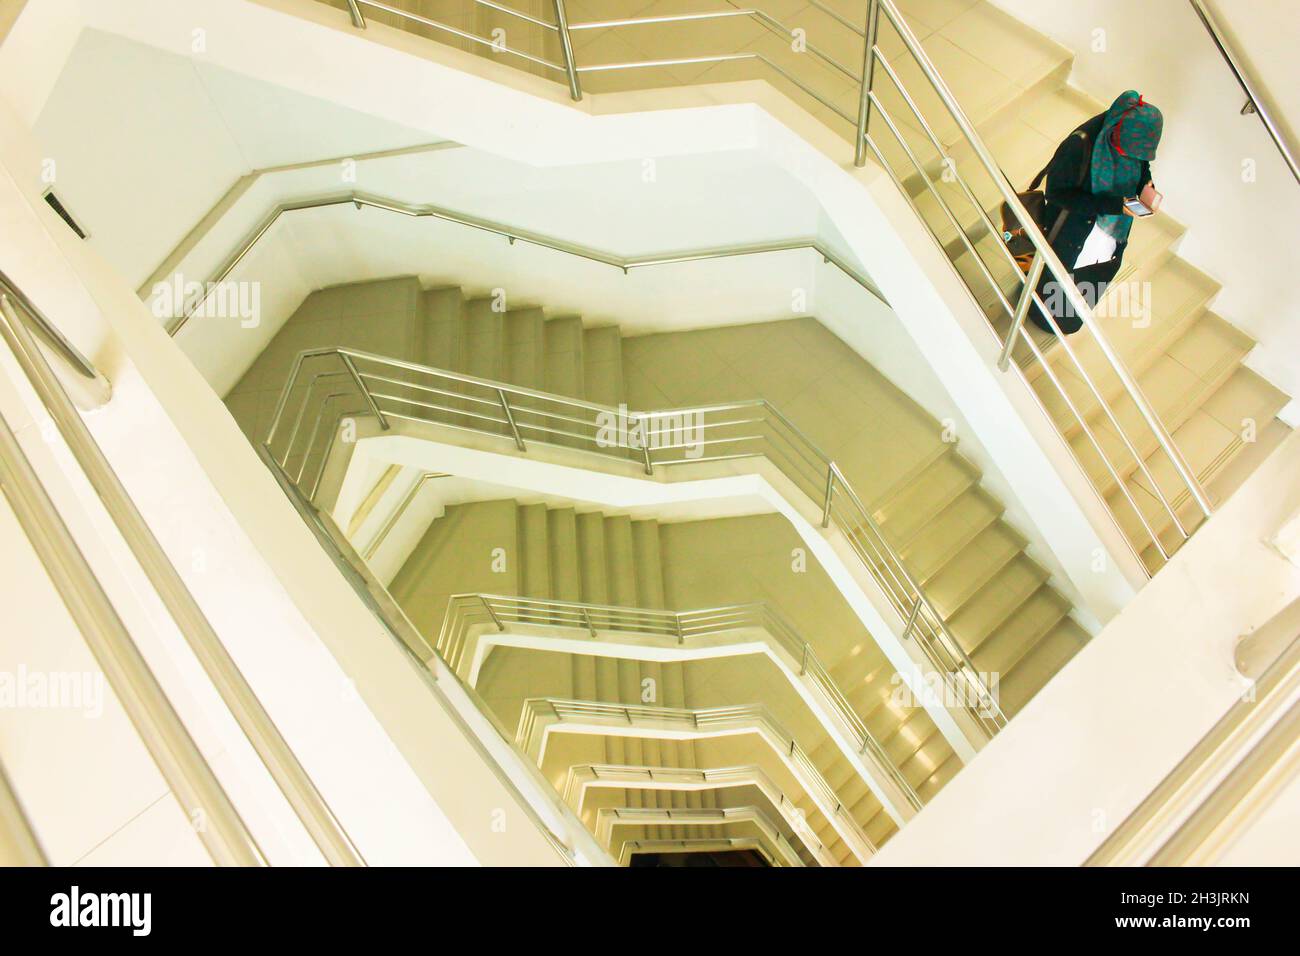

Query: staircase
left=305, top=0, right=1293, bottom=576
left=227, top=272, right=1099, bottom=814
left=388, top=497, right=893, bottom=864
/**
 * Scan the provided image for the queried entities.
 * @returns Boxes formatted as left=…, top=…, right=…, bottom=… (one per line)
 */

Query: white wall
left=19, top=25, right=436, bottom=290
left=988, top=0, right=1300, bottom=425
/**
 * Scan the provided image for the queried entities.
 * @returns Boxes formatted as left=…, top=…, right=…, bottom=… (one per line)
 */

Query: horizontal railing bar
left=167, top=192, right=884, bottom=337
left=872, top=0, right=1212, bottom=521
left=0, top=273, right=111, bottom=407
left=357, top=0, right=564, bottom=70
left=570, top=8, right=859, bottom=85
left=275, top=345, right=1003, bottom=739
left=0, top=286, right=364, bottom=866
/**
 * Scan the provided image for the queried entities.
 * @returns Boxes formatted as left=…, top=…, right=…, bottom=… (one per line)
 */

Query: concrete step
left=421, top=286, right=465, bottom=371
left=461, top=298, right=506, bottom=382
left=583, top=325, right=625, bottom=407
left=543, top=315, right=586, bottom=399
left=504, top=307, right=547, bottom=391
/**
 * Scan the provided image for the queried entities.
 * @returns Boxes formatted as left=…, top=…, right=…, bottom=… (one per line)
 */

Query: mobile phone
left=1124, top=197, right=1154, bottom=217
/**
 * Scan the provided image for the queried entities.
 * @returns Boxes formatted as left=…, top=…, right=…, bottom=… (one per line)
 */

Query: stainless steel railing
left=0, top=271, right=111, bottom=410
left=0, top=277, right=364, bottom=866
left=0, top=398, right=262, bottom=866
left=1188, top=0, right=1299, bottom=186
left=517, top=697, right=878, bottom=860
left=163, top=191, right=884, bottom=336
left=438, top=592, right=924, bottom=813
left=322, top=0, right=1215, bottom=571
left=853, top=1, right=1213, bottom=571
left=265, top=346, right=1006, bottom=737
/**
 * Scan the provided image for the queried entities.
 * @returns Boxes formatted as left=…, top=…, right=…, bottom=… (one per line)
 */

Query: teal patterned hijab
left=1091, top=90, right=1163, bottom=241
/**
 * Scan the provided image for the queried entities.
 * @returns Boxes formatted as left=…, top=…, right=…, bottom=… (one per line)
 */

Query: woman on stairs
left=1029, top=89, right=1164, bottom=335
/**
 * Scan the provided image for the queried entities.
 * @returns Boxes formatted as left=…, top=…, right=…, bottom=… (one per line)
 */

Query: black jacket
left=1042, top=113, right=1152, bottom=274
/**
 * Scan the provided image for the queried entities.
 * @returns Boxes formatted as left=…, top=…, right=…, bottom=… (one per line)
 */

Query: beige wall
left=224, top=275, right=422, bottom=441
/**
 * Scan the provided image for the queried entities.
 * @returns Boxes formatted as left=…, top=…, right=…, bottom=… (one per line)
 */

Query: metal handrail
left=360, top=470, right=450, bottom=560
left=163, top=191, right=884, bottom=335
left=0, top=271, right=110, bottom=409
left=321, top=0, right=1216, bottom=570
left=346, top=0, right=564, bottom=73
left=438, top=591, right=924, bottom=813
left=0, top=759, right=47, bottom=867
left=266, top=346, right=1006, bottom=737
left=1188, top=0, right=1299, bottom=186
left=853, top=0, right=1213, bottom=556
left=0, top=279, right=365, bottom=866
left=0, top=407, right=262, bottom=866
left=517, top=696, right=878, bottom=861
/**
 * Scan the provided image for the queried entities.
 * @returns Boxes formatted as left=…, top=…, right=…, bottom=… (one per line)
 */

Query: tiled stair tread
left=603, top=515, right=639, bottom=608
left=1066, top=353, right=1257, bottom=504
left=631, top=519, right=666, bottom=608
left=904, top=486, right=1006, bottom=582
left=970, top=584, right=1071, bottom=678
left=874, top=447, right=979, bottom=540
left=462, top=299, right=505, bottom=381
left=946, top=553, right=1050, bottom=654
left=421, top=287, right=466, bottom=369
left=1073, top=350, right=1248, bottom=489
left=518, top=503, right=551, bottom=599
left=819, top=758, right=886, bottom=824
left=1113, top=370, right=1288, bottom=556
left=925, top=522, right=1027, bottom=617
left=1136, top=419, right=1291, bottom=570
left=504, top=308, right=546, bottom=390
left=543, top=316, right=586, bottom=399
left=1024, top=256, right=1220, bottom=401
left=913, top=751, right=965, bottom=801
left=997, top=617, right=1090, bottom=715
left=1035, top=309, right=1247, bottom=442
left=1128, top=368, right=1287, bottom=512
left=583, top=326, right=624, bottom=407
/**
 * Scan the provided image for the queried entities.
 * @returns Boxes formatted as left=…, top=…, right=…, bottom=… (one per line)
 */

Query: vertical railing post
left=481, top=596, right=505, bottom=632
left=345, top=0, right=366, bottom=29
left=341, top=352, right=389, bottom=430
left=998, top=251, right=1045, bottom=372
left=821, top=465, right=836, bottom=528
left=580, top=606, right=597, bottom=639
left=638, top=417, right=655, bottom=474
left=552, top=0, right=582, bottom=101
left=853, top=0, right=881, bottom=166
left=497, top=388, right=527, bottom=451
left=901, top=596, right=922, bottom=641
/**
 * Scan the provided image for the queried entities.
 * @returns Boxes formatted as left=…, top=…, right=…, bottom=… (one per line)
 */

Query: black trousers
left=1028, top=256, right=1123, bottom=335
